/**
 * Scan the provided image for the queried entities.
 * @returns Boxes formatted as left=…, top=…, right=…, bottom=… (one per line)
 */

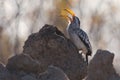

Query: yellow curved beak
left=60, top=8, right=75, bottom=22
left=60, top=14, right=72, bottom=22
left=64, top=9, right=75, bottom=17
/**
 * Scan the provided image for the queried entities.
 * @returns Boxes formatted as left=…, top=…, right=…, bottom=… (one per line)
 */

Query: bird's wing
left=75, top=29, right=92, bottom=55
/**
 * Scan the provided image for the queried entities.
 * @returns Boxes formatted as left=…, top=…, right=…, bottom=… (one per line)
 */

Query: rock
left=4, top=24, right=120, bottom=80
left=39, top=65, right=70, bottom=80
left=21, top=74, right=37, bottom=80
left=23, top=24, right=87, bottom=80
left=6, top=54, right=43, bottom=73
left=0, top=63, right=13, bottom=80
left=0, top=63, right=6, bottom=72
left=86, top=49, right=120, bottom=80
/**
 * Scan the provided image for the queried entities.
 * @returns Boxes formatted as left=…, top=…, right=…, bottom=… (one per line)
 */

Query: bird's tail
left=86, top=49, right=92, bottom=65
left=86, top=54, right=88, bottom=65
left=87, top=48, right=92, bottom=56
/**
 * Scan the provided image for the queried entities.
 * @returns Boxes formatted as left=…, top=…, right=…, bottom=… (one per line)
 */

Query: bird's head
left=60, top=9, right=80, bottom=26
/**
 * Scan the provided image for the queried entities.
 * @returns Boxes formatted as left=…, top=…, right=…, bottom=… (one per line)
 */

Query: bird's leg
left=79, top=50, right=82, bottom=54
left=79, top=50, right=86, bottom=62
left=79, top=50, right=89, bottom=65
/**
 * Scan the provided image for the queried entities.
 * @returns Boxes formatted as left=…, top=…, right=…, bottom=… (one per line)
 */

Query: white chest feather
left=69, top=32, right=88, bottom=54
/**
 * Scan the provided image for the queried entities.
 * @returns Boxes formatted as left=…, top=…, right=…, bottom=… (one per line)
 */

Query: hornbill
left=61, top=9, right=92, bottom=65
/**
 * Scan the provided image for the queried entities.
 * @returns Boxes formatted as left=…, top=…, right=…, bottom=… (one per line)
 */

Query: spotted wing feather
left=75, top=29, right=92, bottom=55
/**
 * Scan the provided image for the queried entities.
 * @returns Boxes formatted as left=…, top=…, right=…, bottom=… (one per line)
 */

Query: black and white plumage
left=62, top=9, right=92, bottom=65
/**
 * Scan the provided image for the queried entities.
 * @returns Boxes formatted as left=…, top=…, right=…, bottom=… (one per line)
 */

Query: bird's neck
left=68, top=24, right=80, bottom=30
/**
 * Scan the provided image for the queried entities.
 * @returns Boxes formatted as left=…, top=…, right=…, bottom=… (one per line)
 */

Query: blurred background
left=0, top=0, right=120, bottom=74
